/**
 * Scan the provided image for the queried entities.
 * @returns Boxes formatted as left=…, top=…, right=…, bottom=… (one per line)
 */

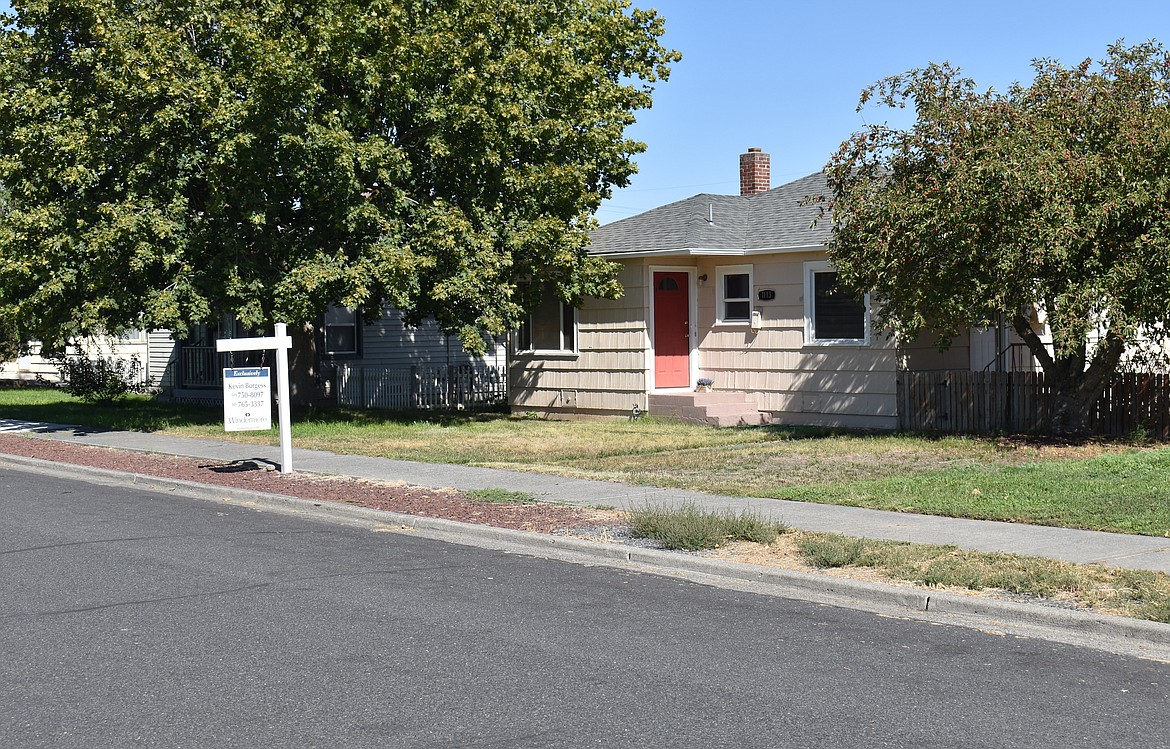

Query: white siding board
left=579, top=308, right=647, bottom=329
left=579, top=330, right=645, bottom=350
left=355, top=309, right=506, bottom=369
left=798, top=391, right=898, bottom=417
left=791, top=370, right=897, bottom=394
left=575, top=350, right=643, bottom=370
left=148, top=331, right=177, bottom=388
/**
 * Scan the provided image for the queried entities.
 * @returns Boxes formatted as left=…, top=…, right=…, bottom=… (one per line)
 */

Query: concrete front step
left=648, top=391, right=766, bottom=428
left=651, top=391, right=753, bottom=407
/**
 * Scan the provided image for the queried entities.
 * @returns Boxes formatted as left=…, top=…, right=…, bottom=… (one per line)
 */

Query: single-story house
left=165, top=307, right=506, bottom=408
left=507, top=148, right=1048, bottom=429
left=0, top=330, right=166, bottom=387
left=3, top=307, right=506, bottom=411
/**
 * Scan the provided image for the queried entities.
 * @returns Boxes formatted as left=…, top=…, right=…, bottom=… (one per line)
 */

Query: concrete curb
left=2, top=452, right=1168, bottom=661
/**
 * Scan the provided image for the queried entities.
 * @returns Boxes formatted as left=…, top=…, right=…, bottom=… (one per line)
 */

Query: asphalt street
left=3, top=467, right=1168, bottom=748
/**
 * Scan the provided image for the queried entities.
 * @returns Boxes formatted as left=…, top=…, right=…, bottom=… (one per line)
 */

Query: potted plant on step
left=695, top=377, right=713, bottom=392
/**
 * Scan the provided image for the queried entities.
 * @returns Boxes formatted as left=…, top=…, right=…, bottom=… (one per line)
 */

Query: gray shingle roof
left=590, top=171, right=831, bottom=256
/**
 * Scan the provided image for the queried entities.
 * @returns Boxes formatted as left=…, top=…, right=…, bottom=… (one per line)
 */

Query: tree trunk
left=1046, top=374, right=1101, bottom=435
left=288, top=322, right=321, bottom=407
left=1012, top=315, right=1124, bottom=436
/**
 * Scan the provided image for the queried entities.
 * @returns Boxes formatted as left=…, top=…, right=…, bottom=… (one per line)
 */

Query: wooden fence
left=898, top=370, right=1170, bottom=438
left=337, top=363, right=507, bottom=411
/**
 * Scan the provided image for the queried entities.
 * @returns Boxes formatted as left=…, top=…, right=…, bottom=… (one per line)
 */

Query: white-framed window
left=116, top=327, right=147, bottom=342
left=517, top=292, right=577, bottom=355
left=804, top=261, right=870, bottom=345
left=716, top=264, right=753, bottom=324
left=323, top=305, right=360, bottom=356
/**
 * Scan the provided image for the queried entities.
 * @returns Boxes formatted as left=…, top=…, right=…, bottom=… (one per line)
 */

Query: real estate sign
left=223, top=367, right=272, bottom=432
left=217, top=323, right=293, bottom=472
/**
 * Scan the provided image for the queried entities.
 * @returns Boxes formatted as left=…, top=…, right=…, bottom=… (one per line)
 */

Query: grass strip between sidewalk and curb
left=628, top=502, right=1170, bottom=624
left=465, top=488, right=537, bottom=504
left=789, top=531, right=1170, bottom=623
left=628, top=502, right=789, bottom=551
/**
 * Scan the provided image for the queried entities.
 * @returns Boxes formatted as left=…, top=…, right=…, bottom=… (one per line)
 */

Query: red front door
left=653, top=271, right=690, bottom=388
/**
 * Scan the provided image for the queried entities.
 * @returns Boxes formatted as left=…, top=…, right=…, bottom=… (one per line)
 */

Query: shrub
left=54, top=355, right=152, bottom=403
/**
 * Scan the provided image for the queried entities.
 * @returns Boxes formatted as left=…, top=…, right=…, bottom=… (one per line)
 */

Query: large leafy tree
left=0, top=0, right=677, bottom=359
left=826, top=41, right=1170, bottom=434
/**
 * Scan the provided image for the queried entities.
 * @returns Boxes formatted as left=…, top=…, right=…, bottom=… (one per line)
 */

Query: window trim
left=117, top=327, right=147, bottom=343
left=516, top=298, right=579, bottom=357
left=322, top=305, right=362, bottom=358
left=715, top=264, right=754, bottom=326
left=803, top=261, right=871, bottom=346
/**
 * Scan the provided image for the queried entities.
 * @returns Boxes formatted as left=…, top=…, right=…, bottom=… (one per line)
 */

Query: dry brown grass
left=705, top=533, right=1170, bottom=623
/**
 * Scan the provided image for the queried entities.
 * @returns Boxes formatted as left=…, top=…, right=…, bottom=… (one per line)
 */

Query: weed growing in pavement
left=629, top=502, right=787, bottom=551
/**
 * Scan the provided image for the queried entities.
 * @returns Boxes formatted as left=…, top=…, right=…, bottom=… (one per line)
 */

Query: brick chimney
left=739, top=147, right=770, bottom=196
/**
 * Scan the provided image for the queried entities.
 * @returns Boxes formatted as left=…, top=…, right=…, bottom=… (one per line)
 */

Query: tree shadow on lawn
left=0, top=389, right=221, bottom=433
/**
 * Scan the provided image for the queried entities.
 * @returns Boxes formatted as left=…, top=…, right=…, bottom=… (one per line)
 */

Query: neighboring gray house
left=169, top=306, right=506, bottom=409
left=508, top=148, right=1048, bottom=428
left=3, top=308, right=506, bottom=411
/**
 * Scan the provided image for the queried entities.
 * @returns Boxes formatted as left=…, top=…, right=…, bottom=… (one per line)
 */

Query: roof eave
left=592, top=243, right=828, bottom=259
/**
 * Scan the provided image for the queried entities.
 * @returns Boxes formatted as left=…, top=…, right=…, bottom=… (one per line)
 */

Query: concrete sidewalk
left=3, top=418, right=1170, bottom=574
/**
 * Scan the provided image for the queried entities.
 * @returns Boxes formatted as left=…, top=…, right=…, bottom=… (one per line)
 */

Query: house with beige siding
left=509, top=148, right=1023, bottom=429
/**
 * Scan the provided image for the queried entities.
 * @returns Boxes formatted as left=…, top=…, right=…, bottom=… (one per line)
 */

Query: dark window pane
left=325, top=306, right=357, bottom=325
left=657, top=276, right=679, bottom=291
left=517, top=321, right=532, bottom=352
left=326, top=327, right=357, bottom=353
left=531, top=294, right=563, bottom=349
left=813, top=272, right=865, bottom=340
left=724, top=273, right=749, bottom=300
left=724, top=300, right=751, bottom=321
left=519, top=284, right=577, bottom=352
left=562, top=304, right=576, bottom=351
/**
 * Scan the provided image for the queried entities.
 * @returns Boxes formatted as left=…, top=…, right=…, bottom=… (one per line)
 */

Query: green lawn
left=1, top=387, right=1166, bottom=537
left=780, top=451, right=1170, bottom=536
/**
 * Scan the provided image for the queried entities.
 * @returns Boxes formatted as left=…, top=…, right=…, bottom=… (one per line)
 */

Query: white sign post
left=216, top=322, right=294, bottom=474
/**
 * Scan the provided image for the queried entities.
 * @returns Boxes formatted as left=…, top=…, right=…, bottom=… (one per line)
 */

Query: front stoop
left=648, top=392, right=767, bottom=427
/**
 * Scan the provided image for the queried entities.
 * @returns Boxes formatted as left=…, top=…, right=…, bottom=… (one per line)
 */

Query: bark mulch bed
left=0, top=433, right=621, bottom=534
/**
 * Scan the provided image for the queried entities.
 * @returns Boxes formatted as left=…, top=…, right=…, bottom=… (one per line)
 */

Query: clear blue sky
left=3, top=1, right=1167, bottom=224
left=598, top=0, right=1170, bottom=223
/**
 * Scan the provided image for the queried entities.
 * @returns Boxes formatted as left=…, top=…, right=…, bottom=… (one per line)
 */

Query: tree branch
left=1011, top=314, right=1054, bottom=373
